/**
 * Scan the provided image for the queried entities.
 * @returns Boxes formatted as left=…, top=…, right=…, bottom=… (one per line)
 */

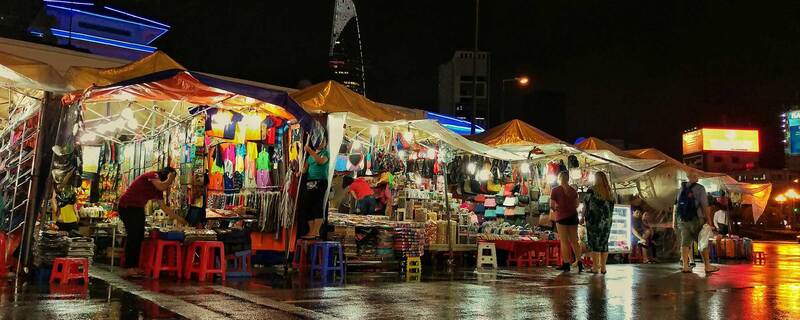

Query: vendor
left=631, top=208, right=654, bottom=263
left=343, top=175, right=377, bottom=215
left=299, top=139, right=329, bottom=239
left=117, top=167, right=181, bottom=277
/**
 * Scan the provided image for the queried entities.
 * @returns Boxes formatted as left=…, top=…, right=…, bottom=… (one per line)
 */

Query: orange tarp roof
left=575, top=137, right=631, bottom=157
left=290, top=80, right=424, bottom=121
left=470, top=119, right=564, bottom=146
left=65, top=51, right=184, bottom=89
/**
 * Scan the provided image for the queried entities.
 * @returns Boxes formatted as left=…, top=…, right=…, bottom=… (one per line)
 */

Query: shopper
left=117, top=167, right=180, bottom=277
left=713, top=204, right=729, bottom=235
left=342, top=175, right=377, bottom=215
left=583, top=171, right=615, bottom=274
left=676, top=173, right=719, bottom=273
left=51, top=186, right=79, bottom=233
left=631, top=209, right=654, bottom=263
left=550, top=171, right=583, bottom=272
left=299, top=139, right=329, bottom=239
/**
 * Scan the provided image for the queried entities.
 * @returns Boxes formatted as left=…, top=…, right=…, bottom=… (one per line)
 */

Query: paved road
left=1, top=241, right=798, bottom=319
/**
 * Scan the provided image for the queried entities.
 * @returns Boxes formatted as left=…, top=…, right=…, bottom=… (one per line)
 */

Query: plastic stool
left=310, top=242, right=345, bottom=280
left=544, top=241, right=562, bottom=266
left=184, top=241, right=226, bottom=282
left=49, top=258, right=89, bottom=284
left=404, top=256, right=421, bottom=274
left=139, top=238, right=155, bottom=272
left=708, top=240, right=721, bottom=263
left=149, top=240, right=183, bottom=279
left=507, top=250, right=534, bottom=267
left=0, top=233, right=7, bottom=275
left=477, top=242, right=497, bottom=268
left=292, top=239, right=317, bottom=270
left=226, top=250, right=253, bottom=278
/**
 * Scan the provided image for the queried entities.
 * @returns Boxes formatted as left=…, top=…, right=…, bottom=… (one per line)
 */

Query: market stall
left=37, top=58, right=318, bottom=274
left=0, top=50, right=70, bottom=273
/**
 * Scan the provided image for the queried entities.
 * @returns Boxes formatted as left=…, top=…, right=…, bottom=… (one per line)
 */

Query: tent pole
left=442, top=160, right=454, bottom=271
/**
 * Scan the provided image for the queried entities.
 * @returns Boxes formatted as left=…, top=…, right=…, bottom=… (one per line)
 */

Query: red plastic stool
left=49, top=258, right=89, bottom=284
left=292, top=239, right=317, bottom=270
left=507, top=250, right=534, bottom=267
left=544, top=240, right=562, bottom=266
left=139, top=238, right=156, bottom=272
left=0, top=233, right=7, bottom=274
left=149, top=240, right=183, bottom=279
left=184, top=241, right=226, bottom=282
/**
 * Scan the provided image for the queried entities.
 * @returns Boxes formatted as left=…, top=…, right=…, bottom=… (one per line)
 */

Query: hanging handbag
left=474, top=194, right=486, bottom=202
left=538, top=213, right=551, bottom=226
left=496, top=206, right=506, bottom=216
left=503, top=197, right=517, bottom=207
left=515, top=206, right=526, bottom=216
left=485, top=209, right=496, bottom=218
left=484, top=197, right=496, bottom=208
left=474, top=204, right=485, bottom=213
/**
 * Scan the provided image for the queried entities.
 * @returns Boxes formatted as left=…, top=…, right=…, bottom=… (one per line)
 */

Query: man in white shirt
left=713, top=204, right=729, bottom=235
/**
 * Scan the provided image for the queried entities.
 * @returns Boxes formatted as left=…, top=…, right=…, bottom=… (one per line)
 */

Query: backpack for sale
left=677, top=183, right=699, bottom=221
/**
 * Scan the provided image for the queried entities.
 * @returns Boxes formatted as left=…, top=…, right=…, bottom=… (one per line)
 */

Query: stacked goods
left=183, top=229, right=217, bottom=243
left=425, top=221, right=438, bottom=245
left=435, top=220, right=457, bottom=245
left=32, top=230, right=69, bottom=267
left=375, top=229, right=395, bottom=257
left=329, top=226, right=357, bottom=257
left=393, top=224, right=426, bottom=258
left=356, top=227, right=378, bottom=257
left=67, top=237, right=95, bottom=264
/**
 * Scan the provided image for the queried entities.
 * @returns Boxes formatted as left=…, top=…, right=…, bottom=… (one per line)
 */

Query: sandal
left=705, top=266, right=720, bottom=274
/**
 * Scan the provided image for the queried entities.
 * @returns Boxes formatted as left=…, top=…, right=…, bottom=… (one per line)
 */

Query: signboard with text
left=608, top=205, right=632, bottom=254
left=786, top=110, right=800, bottom=155
left=682, top=128, right=759, bottom=154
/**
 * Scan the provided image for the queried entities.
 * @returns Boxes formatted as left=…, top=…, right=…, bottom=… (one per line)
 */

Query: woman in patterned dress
left=583, top=171, right=615, bottom=274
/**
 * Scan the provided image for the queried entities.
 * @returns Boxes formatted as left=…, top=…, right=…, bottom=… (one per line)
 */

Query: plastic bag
left=698, top=224, right=713, bottom=251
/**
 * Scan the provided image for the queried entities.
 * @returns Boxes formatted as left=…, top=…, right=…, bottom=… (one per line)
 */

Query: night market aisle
left=1, top=242, right=799, bottom=320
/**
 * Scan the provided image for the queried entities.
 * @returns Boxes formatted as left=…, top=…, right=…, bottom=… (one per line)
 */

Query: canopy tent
left=575, top=137, right=664, bottom=183
left=63, top=69, right=316, bottom=132
left=0, top=50, right=67, bottom=92
left=627, top=148, right=772, bottom=222
left=470, top=119, right=564, bottom=146
left=290, top=80, right=424, bottom=122
left=65, top=51, right=184, bottom=89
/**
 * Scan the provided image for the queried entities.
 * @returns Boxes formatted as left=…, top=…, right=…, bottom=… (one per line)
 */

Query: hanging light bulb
left=352, top=140, right=362, bottom=151
left=403, top=130, right=414, bottom=142
left=546, top=174, right=557, bottom=185
left=520, top=163, right=530, bottom=174
left=467, top=162, right=477, bottom=175
left=126, top=118, right=139, bottom=130
left=398, top=150, right=407, bottom=159
left=369, top=125, right=379, bottom=137
left=410, top=152, right=418, bottom=160
left=121, top=107, right=134, bottom=120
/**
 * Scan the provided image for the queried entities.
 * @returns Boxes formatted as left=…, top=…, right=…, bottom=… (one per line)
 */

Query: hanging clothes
left=256, top=146, right=271, bottom=188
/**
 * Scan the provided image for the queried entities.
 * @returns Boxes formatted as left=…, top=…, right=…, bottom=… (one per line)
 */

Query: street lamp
left=497, top=76, right=530, bottom=126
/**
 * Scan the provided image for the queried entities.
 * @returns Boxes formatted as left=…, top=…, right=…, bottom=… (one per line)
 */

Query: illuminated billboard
left=682, top=128, right=760, bottom=155
left=784, top=110, right=800, bottom=155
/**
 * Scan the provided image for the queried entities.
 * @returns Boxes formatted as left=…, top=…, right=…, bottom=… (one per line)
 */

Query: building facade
left=438, top=50, right=490, bottom=129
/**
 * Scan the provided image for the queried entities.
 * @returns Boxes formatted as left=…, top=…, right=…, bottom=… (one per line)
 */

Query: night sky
left=33, top=1, right=800, bottom=167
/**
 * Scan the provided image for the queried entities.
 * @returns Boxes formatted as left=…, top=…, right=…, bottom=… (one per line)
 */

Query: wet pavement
left=0, top=241, right=798, bottom=319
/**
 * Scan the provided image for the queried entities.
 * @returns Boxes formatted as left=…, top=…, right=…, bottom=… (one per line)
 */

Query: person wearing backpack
left=676, top=173, right=720, bottom=274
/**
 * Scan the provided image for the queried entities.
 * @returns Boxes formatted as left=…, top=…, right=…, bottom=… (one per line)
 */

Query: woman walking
left=583, top=171, right=615, bottom=274
left=550, top=171, right=583, bottom=272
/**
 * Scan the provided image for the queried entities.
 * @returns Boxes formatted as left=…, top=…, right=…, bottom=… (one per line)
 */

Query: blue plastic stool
left=310, top=242, right=345, bottom=280
left=226, top=250, right=253, bottom=278
left=708, top=241, right=720, bottom=263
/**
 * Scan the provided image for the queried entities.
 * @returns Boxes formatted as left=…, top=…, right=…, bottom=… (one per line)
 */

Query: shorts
left=678, top=217, right=704, bottom=247
left=299, top=179, right=328, bottom=220
left=557, top=214, right=579, bottom=226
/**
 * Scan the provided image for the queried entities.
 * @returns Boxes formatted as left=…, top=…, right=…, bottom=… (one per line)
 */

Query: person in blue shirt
left=300, top=139, right=329, bottom=239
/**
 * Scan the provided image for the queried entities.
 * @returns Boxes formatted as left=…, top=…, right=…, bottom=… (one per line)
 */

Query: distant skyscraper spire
left=329, top=0, right=366, bottom=96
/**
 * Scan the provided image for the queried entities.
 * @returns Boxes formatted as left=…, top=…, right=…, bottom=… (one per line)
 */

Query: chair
left=226, top=250, right=253, bottom=278
left=477, top=242, right=497, bottom=268
left=148, top=240, right=183, bottom=279
left=49, top=257, right=89, bottom=284
left=310, top=241, right=345, bottom=280
left=404, top=256, right=422, bottom=274
left=292, top=239, right=317, bottom=270
left=184, top=241, right=226, bottom=282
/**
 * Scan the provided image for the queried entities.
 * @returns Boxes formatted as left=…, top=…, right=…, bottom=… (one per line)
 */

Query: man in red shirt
left=118, top=167, right=181, bottom=277
left=343, top=176, right=377, bottom=215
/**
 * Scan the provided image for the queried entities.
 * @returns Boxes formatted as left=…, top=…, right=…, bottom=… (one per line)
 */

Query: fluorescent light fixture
left=103, top=6, right=171, bottom=29
left=46, top=4, right=169, bottom=32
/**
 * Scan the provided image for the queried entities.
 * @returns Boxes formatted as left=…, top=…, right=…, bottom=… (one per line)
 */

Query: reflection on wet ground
left=1, top=241, right=799, bottom=319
